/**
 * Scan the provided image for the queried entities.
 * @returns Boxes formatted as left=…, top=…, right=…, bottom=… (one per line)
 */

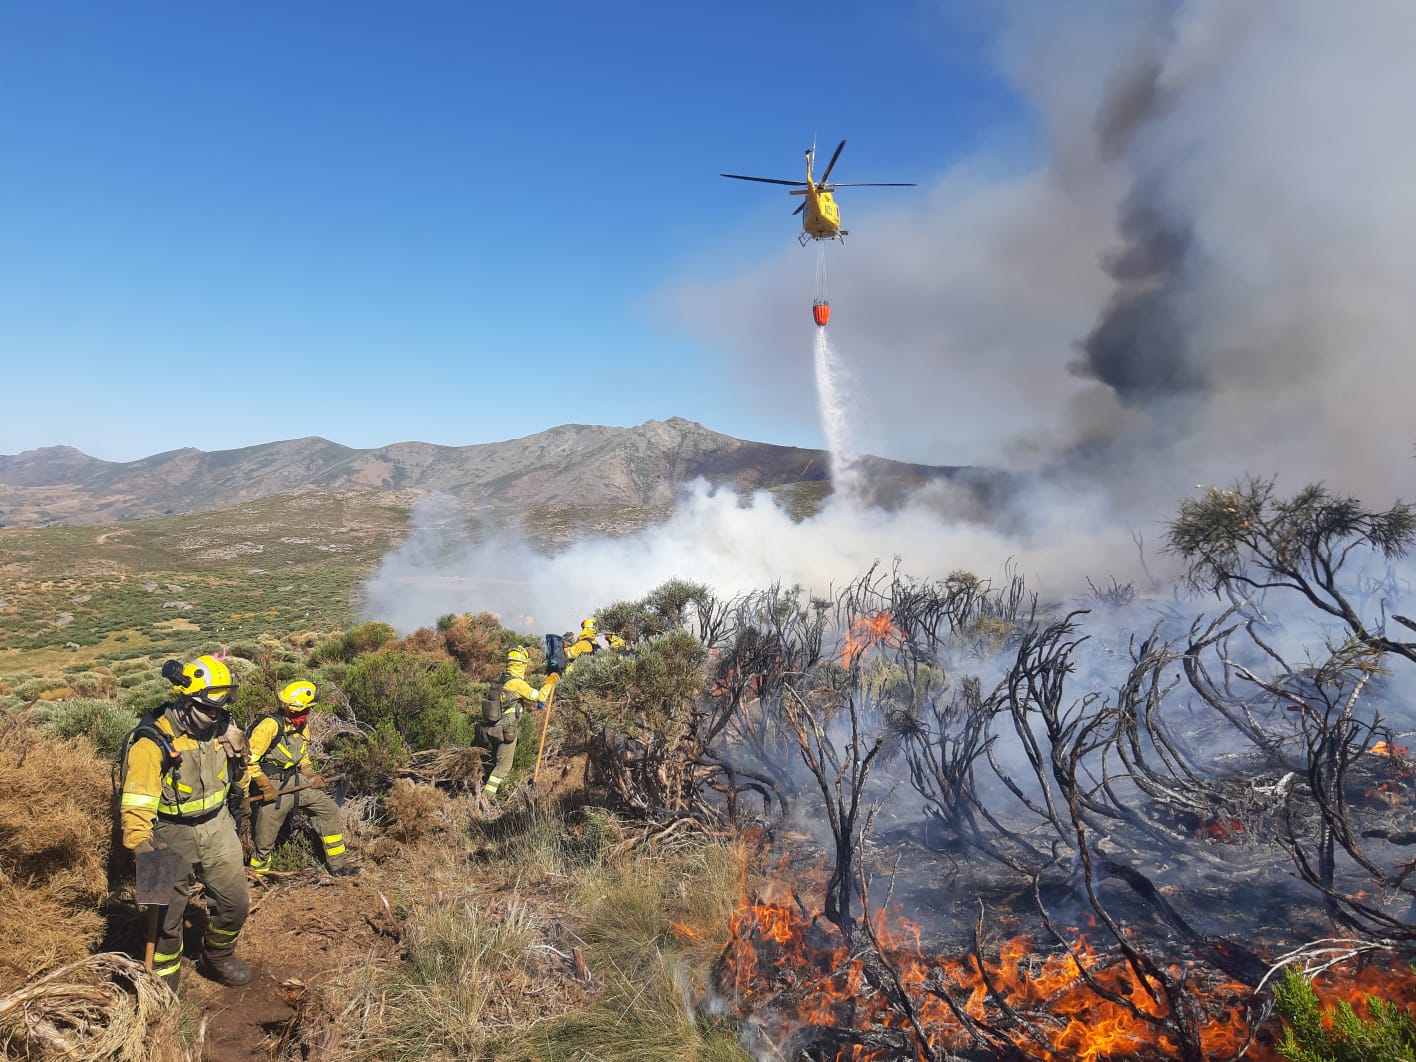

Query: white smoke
left=363, top=1, right=1416, bottom=634
left=672, top=0, right=1416, bottom=512
left=362, top=481, right=1153, bottom=635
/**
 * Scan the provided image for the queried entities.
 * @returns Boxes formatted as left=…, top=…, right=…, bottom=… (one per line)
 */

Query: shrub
left=32, top=698, right=140, bottom=760
left=343, top=621, right=397, bottom=659
left=118, top=675, right=173, bottom=714
left=1273, top=965, right=1416, bottom=1062
left=0, top=724, right=111, bottom=992
left=342, top=650, right=473, bottom=751
left=384, top=779, right=446, bottom=843
left=333, top=720, right=410, bottom=795
left=69, top=670, right=115, bottom=699
left=308, top=621, right=396, bottom=665
left=13, top=677, right=67, bottom=701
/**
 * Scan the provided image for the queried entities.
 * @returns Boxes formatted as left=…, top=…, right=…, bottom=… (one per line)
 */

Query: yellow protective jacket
left=247, top=714, right=313, bottom=785
left=566, top=634, right=597, bottom=661
left=499, top=663, right=555, bottom=721
left=119, top=707, right=245, bottom=850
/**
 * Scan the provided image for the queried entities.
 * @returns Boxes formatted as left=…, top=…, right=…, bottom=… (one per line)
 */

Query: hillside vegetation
left=0, top=418, right=965, bottom=531
left=4, top=477, right=1416, bottom=1061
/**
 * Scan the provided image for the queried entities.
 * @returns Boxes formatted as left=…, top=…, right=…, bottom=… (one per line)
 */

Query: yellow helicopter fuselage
left=721, top=139, right=910, bottom=246
left=797, top=185, right=842, bottom=241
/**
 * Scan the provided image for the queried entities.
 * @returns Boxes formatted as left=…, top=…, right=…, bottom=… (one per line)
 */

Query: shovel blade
left=135, top=847, right=181, bottom=905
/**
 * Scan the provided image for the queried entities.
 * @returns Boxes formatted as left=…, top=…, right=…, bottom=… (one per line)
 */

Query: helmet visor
left=189, top=684, right=236, bottom=709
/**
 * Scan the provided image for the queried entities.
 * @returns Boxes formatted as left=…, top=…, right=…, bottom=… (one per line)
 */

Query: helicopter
left=721, top=139, right=915, bottom=245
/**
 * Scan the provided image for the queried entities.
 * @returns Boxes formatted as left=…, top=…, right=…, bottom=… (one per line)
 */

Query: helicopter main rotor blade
left=721, top=174, right=808, bottom=186
left=824, top=182, right=918, bottom=187
left=817, top=140, right=847, bottom=185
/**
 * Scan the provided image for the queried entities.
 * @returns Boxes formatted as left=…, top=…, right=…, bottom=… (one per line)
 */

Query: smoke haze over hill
left=367, top=1, right=1416, bottom=633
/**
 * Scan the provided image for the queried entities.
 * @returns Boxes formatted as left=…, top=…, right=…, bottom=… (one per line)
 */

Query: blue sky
left=0, top=2, right=1023, bottom=462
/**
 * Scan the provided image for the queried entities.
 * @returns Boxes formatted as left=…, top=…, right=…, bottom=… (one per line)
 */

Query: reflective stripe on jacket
left=120, top=707, right=239, bottom=848
left=498, top=666, right=553, bottom=724
left=248, top=714, right=311, bottom=783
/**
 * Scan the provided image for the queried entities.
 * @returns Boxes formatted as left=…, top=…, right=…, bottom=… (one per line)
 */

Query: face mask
left=176, top=701, right=220, bottom=737
left=288, top=711, right=309, bottom=727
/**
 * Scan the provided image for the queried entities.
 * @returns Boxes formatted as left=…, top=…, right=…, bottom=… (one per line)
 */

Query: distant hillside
left=0, top=418, right=976, bottom=536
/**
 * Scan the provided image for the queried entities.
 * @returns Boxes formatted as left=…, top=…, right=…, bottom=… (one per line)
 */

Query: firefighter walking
left=248, top=680, right=357, bottom=878
left=481, top=647, right=557, bottom=800
left=118, top=655, right=252, bottom=988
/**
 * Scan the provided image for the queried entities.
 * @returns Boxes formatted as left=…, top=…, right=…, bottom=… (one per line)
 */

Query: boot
left=199, top=949, right=252, bottom=987
left=330, top=863, right=361, bottom=878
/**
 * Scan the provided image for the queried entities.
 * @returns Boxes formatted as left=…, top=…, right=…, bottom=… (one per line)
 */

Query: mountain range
left=0, top=418, right=976, bottom=536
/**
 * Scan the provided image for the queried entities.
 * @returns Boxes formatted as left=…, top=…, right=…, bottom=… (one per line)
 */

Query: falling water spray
left=812, top=326, right=862, bottom=501
left=810, top=241, right=861, bottom=500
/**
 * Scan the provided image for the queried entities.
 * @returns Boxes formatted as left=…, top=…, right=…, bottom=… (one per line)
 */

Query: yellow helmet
left=164, top=654, right=236, bottom=709
left=507, top=647, right=531, bottom=665
left=278, top=680, right=318, bottom=711
left=580, top=618, right=597, bottom=636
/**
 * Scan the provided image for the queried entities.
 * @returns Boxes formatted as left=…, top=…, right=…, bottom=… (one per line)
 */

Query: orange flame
left=840, top=611, right=904, bottom=666
left=715, top=899, right=1416, bottom=1061
left=1370, top=740, right=1409, bottom=757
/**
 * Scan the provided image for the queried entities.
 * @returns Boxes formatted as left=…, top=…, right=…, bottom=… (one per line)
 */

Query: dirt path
left=181, top=872, right=396, bottom=1060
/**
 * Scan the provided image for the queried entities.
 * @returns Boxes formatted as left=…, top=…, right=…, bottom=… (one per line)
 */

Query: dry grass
left=0, top=720, right=112, bottom=993
left=0, top=951, right=188, bottom=1062
left=329, top=894, right=551, bottom=1061
left=520, top=841, right=750, bottom=1062
left=319, top=793, right=750, bottom=1061
left=383, top=779, right=447, bottom=843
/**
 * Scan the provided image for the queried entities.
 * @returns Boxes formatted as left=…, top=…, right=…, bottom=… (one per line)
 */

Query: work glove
left=546, top=672, right=560, bottom=686
left=133, top=839, right=155, bottom=856
left=255, top=775, right=279, bottom=802
left=305, top=771, right=326, bottom=790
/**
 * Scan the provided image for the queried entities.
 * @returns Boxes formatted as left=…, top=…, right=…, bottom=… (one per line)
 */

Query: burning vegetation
left=4, top=478, right=1416, bottom=1059
left=567, top=477, right=1416, bottom=1060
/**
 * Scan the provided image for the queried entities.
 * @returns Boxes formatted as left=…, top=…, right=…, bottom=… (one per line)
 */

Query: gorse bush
left=1274, top=966, right=1416, bottom=1062
left=596, top=578, right=717, bottom=644
left=342, top=650, right=473, bottom=751
left=334, top=720, right=409, bottom=795
left=31, top=698, right=140, bottom=760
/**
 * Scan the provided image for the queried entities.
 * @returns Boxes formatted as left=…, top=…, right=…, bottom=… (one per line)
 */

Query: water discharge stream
left=811, top=326, right=860, bottom=502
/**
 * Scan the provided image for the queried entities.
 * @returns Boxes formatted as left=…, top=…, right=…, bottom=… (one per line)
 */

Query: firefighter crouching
left=248, top=680, right=358, bottom=878
left=481, top=647, right=557, bottom=799
left=564, top=618, right=599, bottom=667
left=119, top=655, right=252, bottom=988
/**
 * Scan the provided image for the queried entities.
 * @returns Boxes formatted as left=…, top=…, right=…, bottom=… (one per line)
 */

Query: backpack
left=116, top=706, right=181, bottom=789
left=481, top=678, right=507, bottom=724
left=245, top=712, right=290, bottom=751
left=544, top=633, right=568, bottom=676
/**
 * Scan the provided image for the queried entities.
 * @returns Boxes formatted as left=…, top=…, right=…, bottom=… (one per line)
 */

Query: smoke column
left=365, top=3, right=1416, bottom=635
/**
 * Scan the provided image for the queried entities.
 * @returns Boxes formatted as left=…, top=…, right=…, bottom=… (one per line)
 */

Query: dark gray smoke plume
left=672, top=0, right=1416, bottom=512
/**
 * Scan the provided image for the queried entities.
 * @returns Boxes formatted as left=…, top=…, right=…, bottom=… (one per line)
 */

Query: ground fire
left=708, top=893, right=1415, bottom=1061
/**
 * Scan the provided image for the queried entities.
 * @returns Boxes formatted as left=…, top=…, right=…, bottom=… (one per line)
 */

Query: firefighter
left=481, top=647, right=557, bottom=799
left=248, top=680, right=357, bottom=878
left=118, top=655, right=251, bottom=988
left=565, top=618, right=599, bottom=666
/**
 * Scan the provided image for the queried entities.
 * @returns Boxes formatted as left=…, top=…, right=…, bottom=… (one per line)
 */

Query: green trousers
left=151, top=808, right=250, bottom=981
left=249, top=777, right=348, bottom=872
left=483, top=716, right=523, bottom=796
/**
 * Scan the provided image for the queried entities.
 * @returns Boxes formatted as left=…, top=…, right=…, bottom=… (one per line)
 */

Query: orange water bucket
left=812, top=301, right=830, bottom=327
